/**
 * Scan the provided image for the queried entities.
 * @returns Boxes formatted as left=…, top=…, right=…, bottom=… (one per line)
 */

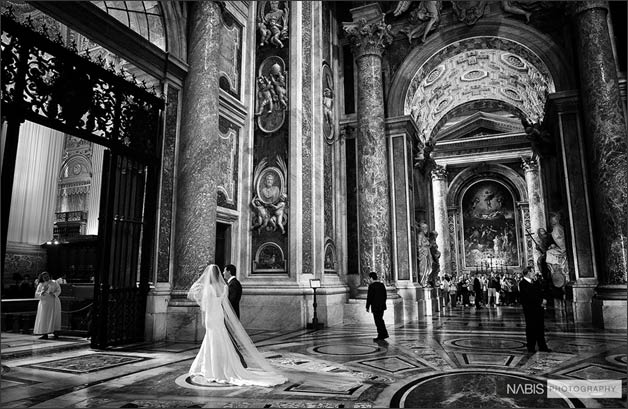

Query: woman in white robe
left=33, top=271, right=62, bottom=340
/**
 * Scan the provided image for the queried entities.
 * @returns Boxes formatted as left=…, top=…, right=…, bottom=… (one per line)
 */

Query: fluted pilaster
left=572, top=1, right=628, bottom=284
left=431, top=165, right=450, bottom=278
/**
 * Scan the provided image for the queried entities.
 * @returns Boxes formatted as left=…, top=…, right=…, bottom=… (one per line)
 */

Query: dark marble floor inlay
left=312, top=344, right=381, bottom=356
left=24, top=353, right=150, bottom=374
left=390, top=371, right=584, bottom=408
left=445, top=337, right=527, bottom=351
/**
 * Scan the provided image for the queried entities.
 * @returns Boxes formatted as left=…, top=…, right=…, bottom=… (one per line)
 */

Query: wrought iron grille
left=1, top=10, right=164, bottom=161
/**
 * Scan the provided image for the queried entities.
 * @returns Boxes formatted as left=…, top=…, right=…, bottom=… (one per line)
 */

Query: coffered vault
left=404, top=36, right=556, bottom=141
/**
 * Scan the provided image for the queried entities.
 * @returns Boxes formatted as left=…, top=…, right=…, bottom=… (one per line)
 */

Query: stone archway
left=387, top=18, right=573, bottom=119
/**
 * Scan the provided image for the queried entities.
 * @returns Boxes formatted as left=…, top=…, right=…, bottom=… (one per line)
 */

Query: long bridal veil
left=187, top=264, right=285, bottom=379
left=188, top=264, right=362, bottom=390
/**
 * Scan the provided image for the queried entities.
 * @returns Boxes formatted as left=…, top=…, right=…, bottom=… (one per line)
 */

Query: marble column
left=343, top=7, right=394, bottom=287
left=172, top=2, right=222, bottom=292
left=521, top=157, right=546, bottom=275
left=573, top=1, right=628, bottom=285
left=431, top=165, right=450, bottom=278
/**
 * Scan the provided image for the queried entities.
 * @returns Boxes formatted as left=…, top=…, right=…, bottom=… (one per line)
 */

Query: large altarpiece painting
left=462, top=181, right=520, bottom=268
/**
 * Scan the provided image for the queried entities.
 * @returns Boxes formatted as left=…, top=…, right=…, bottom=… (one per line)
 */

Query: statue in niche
left=251, top=197, right=271, bottom=234
left=392, top=1, right=442, bottom=44
left=268, top=63, right=288, bottom=111
left=545, top=212, right=569, bottom=286
left=322, top=64, right=336, bottom=143
left=251, top=157, right=288, bottom=235
left=255, top=76, right=274, bottom=115
left=521, top=117, right=555, bottom=157
left=255, top=57, right=288, bottom=132
left=323, top=88, right=334, bottom=135
left=535, top=227, right=555, bottom=281
left=268, top=193, right=288, bottom=235
left=417, top=221, right=433, bottom=287
left=428, top=231, right=441, bottom=285
left=257, top=1, right=289, bottom=48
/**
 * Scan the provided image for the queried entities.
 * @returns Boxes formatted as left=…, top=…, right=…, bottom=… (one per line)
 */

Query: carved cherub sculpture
left=392, top=1, right=442, bottom=44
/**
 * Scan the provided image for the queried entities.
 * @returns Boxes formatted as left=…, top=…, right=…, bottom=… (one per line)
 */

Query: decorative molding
left=431, top=165, right=447, bottom=181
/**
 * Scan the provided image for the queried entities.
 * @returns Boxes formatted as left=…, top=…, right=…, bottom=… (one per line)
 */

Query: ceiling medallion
left=500, top=53, right=527, bottom=70
left=424, top=65, right=445, bottom=87
left=460, top=69, right=488, bottom=82
left=500, top=87, right=523, bottom=102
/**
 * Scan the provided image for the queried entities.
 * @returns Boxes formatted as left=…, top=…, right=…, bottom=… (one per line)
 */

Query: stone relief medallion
left=251, top=156, right=288, bottom=235
left=322, top=63, right=335, bottom=143
left=324, top=238, right=337, bottom=272
left=253, top=241, right=286, bottom=272
left=256, top=1, right=289, bottom=49
left=255, top=56, right=288, bottom=134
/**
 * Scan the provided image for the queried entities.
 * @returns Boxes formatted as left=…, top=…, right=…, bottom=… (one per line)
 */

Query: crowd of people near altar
left=436, top=270, right=547, bottom=309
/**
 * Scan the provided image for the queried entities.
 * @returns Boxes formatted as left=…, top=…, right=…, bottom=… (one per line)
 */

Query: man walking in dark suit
left=519, top=267, right=551, bottom=353
left=473, top=274, right=483, bottom=309
left=366, top=272, right=389, bottom=342
left=224, top=264, right=242, bottom=319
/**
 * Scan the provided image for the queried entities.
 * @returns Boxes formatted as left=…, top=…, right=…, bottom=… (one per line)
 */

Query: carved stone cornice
left=521, top=156, right=539, bottom=173
left=343, top=17, right=392, bottom=59
left=431, top=165, right=447, bottom=181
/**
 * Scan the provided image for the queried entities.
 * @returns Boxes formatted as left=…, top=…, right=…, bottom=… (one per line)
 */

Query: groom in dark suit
left=224, top=264, right=242, bottom=319
left=519, top=267, right=551, bottom=353
left=366, top=272, right=389, bottom=342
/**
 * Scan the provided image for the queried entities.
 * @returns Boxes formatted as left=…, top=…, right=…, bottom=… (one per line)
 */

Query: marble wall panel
left=216, top=117, right=239, bottom=211
left=240, top=293, right=308, bottom=331
left=555, top=110, right=594, bottom=279
left=346, top=137, right=359, bottom=276
left=218, top=9, right=242, bottom=99
left=392, top=136, right=410, bottom=280
left=156, top=85, right=179, bottom=283
left=301, top=1, right=313, bottom=274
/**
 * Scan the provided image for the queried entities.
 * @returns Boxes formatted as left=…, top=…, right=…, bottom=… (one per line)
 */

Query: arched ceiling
left=404, top=36, right=556, bottom=141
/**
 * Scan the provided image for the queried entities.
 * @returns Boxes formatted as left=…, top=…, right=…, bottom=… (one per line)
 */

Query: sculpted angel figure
left=258, top=1, right=289, bottom=48
left=392, top=1, right=441, bottom=44
left=251, top=196, right=271, bottom=234
left=269, top=64, right=288, bottom=111
left=255, top=76, right=274, bottom=116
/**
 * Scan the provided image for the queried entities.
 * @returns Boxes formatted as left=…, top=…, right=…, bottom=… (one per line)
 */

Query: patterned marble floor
left=1, top=305, right=626, bottom=408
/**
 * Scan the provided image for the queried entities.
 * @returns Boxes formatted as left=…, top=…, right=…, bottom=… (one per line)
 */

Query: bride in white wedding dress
left=187, top=264, right=287, bottom=387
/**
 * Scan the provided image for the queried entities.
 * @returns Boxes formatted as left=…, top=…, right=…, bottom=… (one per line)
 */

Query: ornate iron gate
left=1, top=10, right=163, bottom=348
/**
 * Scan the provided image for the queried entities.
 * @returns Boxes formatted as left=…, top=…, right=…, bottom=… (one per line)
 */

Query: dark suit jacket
left=366, top=281, right=387, bottom=313
left=227, top=277, right=242, bottom=318
left=519, top=278, right=543, bottom=310
left=473, top=277, right=482, bottom=293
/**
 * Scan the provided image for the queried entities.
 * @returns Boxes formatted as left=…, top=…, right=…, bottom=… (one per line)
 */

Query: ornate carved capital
left=343, top=16, right=392, bottom=59
left=521, top=156, right=539, bottom=172
left=431, top=165, right=447, bottom=181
